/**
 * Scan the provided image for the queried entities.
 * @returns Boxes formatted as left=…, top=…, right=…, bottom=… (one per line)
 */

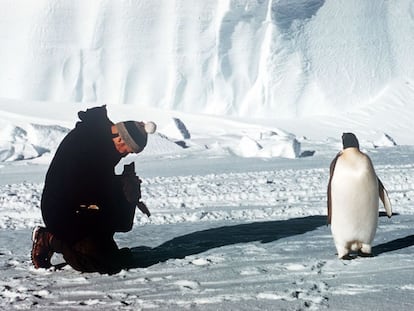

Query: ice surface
left=0, top=1, right=414, bottom=310
left=0, top=1, right=413, bottom=119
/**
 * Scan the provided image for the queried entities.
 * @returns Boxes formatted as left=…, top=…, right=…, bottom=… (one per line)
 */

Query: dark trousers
left=51, top=232, right=133, bottom=274
left=44, top=204, right=136, bottom=274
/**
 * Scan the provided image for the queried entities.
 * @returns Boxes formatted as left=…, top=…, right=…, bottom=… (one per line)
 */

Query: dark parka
left=41, top=106, right=133, bottom=245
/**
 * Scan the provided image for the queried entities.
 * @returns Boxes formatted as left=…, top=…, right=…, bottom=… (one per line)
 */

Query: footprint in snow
left=174, top=280, right=200, bottom=291
left=287, top=281, right=329, bottom=309
left=311, top=261, right=326, bottom=274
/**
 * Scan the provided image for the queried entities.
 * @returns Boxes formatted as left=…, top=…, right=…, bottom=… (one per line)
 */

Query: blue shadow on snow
left=128, top=215, right=326, bottom=268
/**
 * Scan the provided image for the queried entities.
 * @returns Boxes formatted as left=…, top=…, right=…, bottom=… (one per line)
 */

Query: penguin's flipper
left=327, top=152, right=341, bottom=225
left=378, top=177, right=392, bottom=218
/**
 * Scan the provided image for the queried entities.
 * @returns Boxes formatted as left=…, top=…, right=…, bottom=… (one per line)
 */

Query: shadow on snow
left=373, top=212, right=413, bottom=256
left=373, top=235, right=414, bottom=256
left=128, top=215, right=326, bottom=268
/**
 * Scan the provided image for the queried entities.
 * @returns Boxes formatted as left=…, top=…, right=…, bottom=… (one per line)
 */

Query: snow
left=0, top=1, right=414, bottom=310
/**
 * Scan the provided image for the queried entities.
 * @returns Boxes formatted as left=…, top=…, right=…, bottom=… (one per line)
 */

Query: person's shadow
left=125, top=215, right=326, bottom=268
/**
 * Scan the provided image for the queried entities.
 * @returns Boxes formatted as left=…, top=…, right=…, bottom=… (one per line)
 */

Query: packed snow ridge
left=0, top=117, right=304, bottom=161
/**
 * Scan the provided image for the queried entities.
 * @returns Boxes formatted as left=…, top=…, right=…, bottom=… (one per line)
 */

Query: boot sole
left=31, top=226, right=52, bottom=269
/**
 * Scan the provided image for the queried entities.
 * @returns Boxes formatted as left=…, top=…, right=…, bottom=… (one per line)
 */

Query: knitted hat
left=115, top=121, right=157, bottom=153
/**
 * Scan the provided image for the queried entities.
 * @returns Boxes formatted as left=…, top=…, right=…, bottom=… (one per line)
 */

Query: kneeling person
left=31, top=105, right=156, bottom=274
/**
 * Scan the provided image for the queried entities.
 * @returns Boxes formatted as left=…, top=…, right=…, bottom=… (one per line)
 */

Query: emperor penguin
left=327, top=133, right=392, bottom=259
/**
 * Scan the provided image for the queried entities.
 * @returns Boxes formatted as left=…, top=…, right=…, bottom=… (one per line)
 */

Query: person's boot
left=31, top=226, right=54, bottom=269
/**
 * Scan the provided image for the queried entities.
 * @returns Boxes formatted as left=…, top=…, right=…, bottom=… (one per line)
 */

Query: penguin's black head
left=342, top=132, right=359, bottom=149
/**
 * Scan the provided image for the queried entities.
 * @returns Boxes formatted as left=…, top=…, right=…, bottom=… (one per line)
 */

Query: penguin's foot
left=360, top=243, right=372, bottom=255
left=358, top=250, right=373, bottom=257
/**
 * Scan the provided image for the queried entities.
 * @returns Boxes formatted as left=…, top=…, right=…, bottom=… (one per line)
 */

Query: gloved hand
left=122, top=175, right=142, bottom=204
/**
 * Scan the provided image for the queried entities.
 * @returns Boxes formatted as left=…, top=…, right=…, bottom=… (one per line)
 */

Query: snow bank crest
left=237, top=131, right=301, bottom=159
left=160, top=118, right=191, bottom=140
left=372, top=133, right=397, bottom=148
left=139, top=133, right=187, bottom=157
left=0, top=123, right=69, bottom=161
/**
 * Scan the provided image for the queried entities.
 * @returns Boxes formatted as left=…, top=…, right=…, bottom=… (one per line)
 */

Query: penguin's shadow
left=127, top=215, right=326, bottom=268
left=373, top=234, right=414, bottom=255
left=379, top=211, right=399, bottom=217
left=374, top=211, right=414, bottom=256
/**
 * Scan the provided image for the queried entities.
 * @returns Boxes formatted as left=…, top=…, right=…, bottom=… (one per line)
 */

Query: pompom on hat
left=115, top=121, right=157, bottom=153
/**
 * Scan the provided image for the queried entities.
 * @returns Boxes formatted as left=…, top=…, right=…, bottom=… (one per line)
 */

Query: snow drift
left=0, top=0, right=413, bottom=118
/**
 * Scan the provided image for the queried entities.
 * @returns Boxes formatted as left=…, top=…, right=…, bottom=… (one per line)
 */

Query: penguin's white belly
left=331, top=165, right=379, bottom=245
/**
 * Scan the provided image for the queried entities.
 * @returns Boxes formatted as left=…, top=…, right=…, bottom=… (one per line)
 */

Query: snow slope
left=0, top=0, right=413, bottom=118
